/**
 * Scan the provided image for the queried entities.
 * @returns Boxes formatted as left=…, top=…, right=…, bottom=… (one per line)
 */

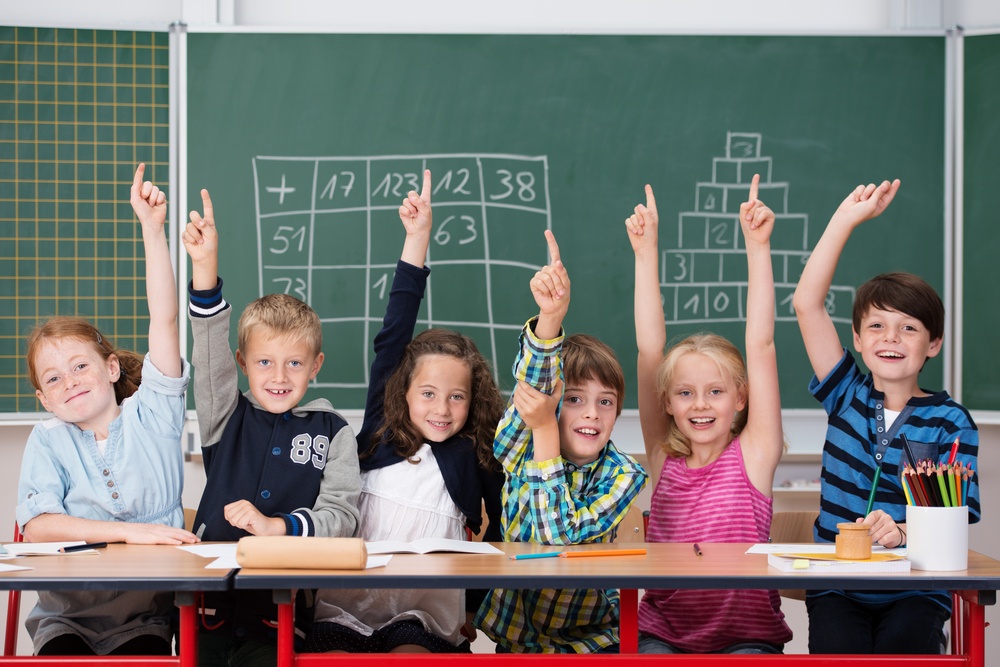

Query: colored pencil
left=559, top=549, right=647, bottom=559
left=864, top=465, right=882, bottom=516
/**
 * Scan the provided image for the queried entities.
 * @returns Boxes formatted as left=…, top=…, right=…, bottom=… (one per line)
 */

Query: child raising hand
left=17, top=164, right=197, bottom=657
left=628, top=175, right=791, bottom=654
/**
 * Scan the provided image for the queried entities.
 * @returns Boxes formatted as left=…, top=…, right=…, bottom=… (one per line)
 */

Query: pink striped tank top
left=638, top=436, right=792, bottom=652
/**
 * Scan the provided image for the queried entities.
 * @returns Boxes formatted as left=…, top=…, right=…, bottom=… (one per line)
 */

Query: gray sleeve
left=298, top=423, right=362, bottom=537
left=189, top=309, right=239, bottom=448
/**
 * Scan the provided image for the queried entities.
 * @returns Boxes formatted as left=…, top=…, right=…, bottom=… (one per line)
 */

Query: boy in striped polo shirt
left=793, top=179, right=979, bottom=654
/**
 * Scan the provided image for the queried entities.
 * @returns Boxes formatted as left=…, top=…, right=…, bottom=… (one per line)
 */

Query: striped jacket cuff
left=188, top=278, right=228, bottom=318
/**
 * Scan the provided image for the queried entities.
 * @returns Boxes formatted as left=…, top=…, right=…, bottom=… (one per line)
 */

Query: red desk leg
left=176, top=592, right=198, bottom=667
left=619, top=588, right=638, bottom=653
left=275, top=592, right=295, bottom=667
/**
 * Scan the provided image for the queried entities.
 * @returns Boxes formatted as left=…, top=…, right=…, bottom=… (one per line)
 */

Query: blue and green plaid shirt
left=475, top=319, right=647, bottom=652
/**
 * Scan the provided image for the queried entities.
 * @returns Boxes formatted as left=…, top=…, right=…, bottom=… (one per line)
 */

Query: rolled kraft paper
left=835, top=522, right=871, bottom=560
left=236, top=536, right=368, bottom=569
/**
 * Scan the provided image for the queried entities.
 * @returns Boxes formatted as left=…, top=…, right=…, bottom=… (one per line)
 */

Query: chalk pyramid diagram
left=661, top=132, right=854, bottom=325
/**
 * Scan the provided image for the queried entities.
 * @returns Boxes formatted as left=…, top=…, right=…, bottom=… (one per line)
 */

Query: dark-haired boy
left=792, top=179, right=979, bottom=654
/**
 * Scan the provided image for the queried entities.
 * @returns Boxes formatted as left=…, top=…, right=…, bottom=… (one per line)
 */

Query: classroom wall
left=2, top=0, right=999, bottom=659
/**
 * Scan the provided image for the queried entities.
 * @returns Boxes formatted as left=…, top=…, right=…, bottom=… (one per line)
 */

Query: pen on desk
left=693, top=543, right=703, bottom=557
left=509, top=552, right=563, bottom=560
left=559, top=549, right=646, bottom=559
left=59, top=542, right=108, bottom=554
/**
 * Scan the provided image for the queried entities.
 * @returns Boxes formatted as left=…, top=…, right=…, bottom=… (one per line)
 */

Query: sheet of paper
left=177, top=544, right=238, bottom=559
left=3, top=542, right=98, bottom=556
left=0, top=562, right=31, bottom=572
left=366, top=555, right=392, bottom=569
left=365, top=538, right=502, bottom=555
left=747, top=543, right=905, bottom=556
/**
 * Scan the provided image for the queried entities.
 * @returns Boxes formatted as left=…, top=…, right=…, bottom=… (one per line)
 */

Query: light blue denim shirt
left=15, top=354, right=189, bottom=654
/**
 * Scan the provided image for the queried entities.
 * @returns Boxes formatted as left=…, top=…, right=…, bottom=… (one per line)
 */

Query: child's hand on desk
left=858, top=509, right=904, bottom=549
left=831, top=179, right=901, bottom=230
left=123, top=523, right=200, bottom=545
left=224, top=499, right=286, bottom=536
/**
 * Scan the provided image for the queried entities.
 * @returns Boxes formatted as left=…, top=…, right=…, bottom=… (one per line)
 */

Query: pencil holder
left=835, top=523, right=871, bottom=560
left=906, top=505, right=968, bottom=571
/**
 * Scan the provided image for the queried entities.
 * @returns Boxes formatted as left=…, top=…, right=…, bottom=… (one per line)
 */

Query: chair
left=769, top=510, right=819, bottom=601
left=4, top=523, right=23, bottom=656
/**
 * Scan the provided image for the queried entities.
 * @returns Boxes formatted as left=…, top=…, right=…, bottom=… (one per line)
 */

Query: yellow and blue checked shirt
left=475, top=319, right=647, bottom=652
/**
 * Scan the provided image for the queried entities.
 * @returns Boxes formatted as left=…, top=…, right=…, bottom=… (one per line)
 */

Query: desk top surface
left=234, top=542, right=1000, bottom=592
left=0, top=544, right=233, bottom=591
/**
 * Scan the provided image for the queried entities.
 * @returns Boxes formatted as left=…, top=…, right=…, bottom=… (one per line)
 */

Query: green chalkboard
left=187, top=33, right=946, bottom=411
left=0, top=26, right=170, bottom=415
left=962, top=33, right=1000, bottom=412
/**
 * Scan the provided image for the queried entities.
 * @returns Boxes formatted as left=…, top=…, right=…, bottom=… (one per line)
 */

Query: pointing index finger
left=645, top=184, right=656, bottom=210
left=544, top=229, right=560, bottom=264
left=420, top=169, right=431, bottom=203
left=748, top=173, right=760, bottom=202
left=133, top=163, right=145, bottom=191
left=200, top=189, right=214, bottom=223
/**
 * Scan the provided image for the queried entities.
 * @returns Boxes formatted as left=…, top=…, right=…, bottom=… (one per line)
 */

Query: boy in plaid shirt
left=475, top=231, right=647, bottom=653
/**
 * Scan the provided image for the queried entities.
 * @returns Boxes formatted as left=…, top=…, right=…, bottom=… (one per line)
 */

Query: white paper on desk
left=0, top=562, right=31, bottom=572
left=177, top=544, right=237, bottom=559
left=366, top=555, right=392, bottom=569
left=365, top=538, right=502, bottom=555
left=747, top=543, right=906, bottom=556
left=3, top=542, right=98, bottom=556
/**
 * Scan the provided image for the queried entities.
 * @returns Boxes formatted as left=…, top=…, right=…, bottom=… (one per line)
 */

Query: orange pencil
left=559, top=549, right=647, bottom=558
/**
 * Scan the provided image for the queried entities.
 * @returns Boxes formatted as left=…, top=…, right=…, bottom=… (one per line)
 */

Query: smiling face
left=664, top=352, right=746, bottom=452
left=33, top=337, right=121, bottom=437
left=853, top=306, right=942, bottom=390
left=557, top=377, right=619, bottom=466
left=236, top=334, right=324, bottom=414
left=405, top=354, right=473, bottom=443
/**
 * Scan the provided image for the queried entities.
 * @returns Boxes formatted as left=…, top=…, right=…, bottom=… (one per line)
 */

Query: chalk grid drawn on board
left=663, top=131, right=854, bottom=325
left=252, top=153, right=551, bottom=390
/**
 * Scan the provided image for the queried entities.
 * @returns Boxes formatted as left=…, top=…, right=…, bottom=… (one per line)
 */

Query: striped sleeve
left=188, top=278, right=229, bottom=318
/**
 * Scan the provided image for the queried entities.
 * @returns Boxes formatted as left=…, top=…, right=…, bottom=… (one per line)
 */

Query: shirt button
left=876, top=415, right=883, bottom=421
left=107, top=481, right=114, bottom=488
left=261, top=490, right=271, bottom=499
left=876, top=453, right=883, bottom=461
left=272, top=447, right=281, bottom=456
left=102, top=469, right=110, bottom=476
left=541, top=473, right=549, bottom=480
left=550, top=512, right=558, bottom=519
left=876, top=404, right=883, bottom=410
left=283, top=413, right=291, bottom=421
left=882, top=439, right=889, bottom=446
left=111, top=492, right=119, bottom=499
left=877, top=427, right=884, bottom=433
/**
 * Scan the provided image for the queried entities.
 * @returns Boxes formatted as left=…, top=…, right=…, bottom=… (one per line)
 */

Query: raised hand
left=531, top=230, right=570, bottom=319
left=739, top=174, right=775, bottom=246
left=399, top=169, right=432, bottom=237
left=625, top=184, right=659, bottom=257
left=181, top=189, right=218, bottom=265
left=130, top=163, right=166, bottom=231
left=399, top=170, right=432, bottom=268
left=832, top=179, right=901, bottom=229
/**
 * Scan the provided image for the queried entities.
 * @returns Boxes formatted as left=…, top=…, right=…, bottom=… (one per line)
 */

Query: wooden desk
left=235, top=541, right=1000, bottom=667
left=0, top=544, right=234, bottom=666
